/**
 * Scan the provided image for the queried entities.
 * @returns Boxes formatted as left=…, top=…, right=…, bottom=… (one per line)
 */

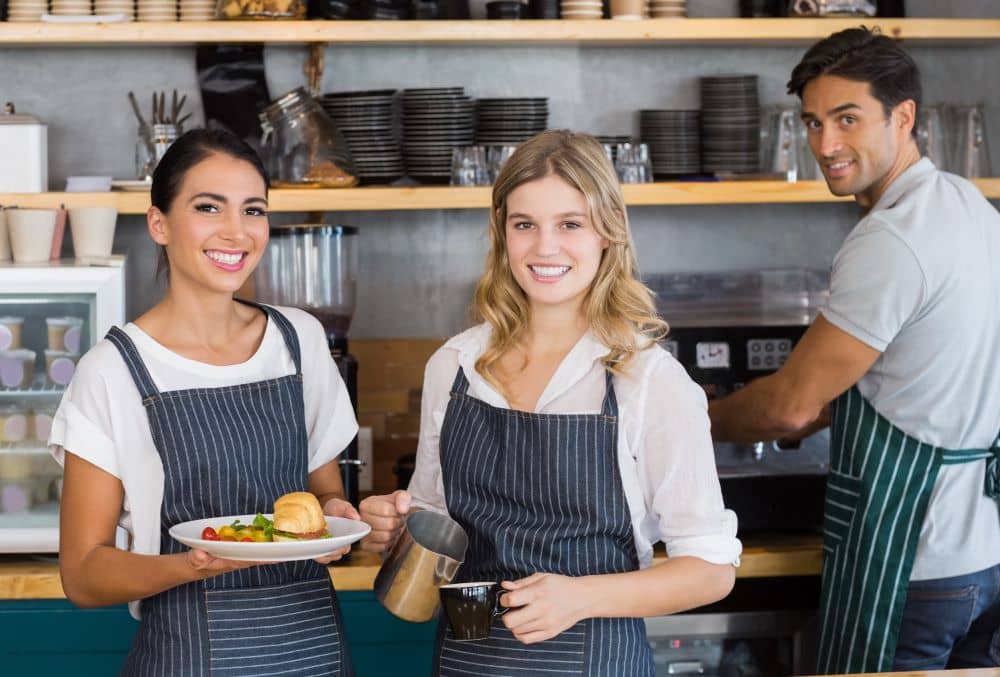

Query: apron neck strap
left=106, top=326, right=161, bottom=400
left=236, top=300, right=303, bottom=374
left=601, top=370, right=618, bottom=418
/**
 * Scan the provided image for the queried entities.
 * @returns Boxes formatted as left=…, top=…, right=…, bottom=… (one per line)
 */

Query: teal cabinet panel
left=0, top=593, right=437, bottom=676
left=339, top=590, right=438, bottom=676
left=0, top=599, right=138, bottom=676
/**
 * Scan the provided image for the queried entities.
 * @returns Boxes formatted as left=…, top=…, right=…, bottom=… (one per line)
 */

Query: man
left=708, top=27, right=1000, bottom=674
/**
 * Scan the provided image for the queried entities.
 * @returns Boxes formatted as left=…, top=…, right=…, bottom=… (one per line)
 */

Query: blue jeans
left=893, top=563, right=1000, bottom=670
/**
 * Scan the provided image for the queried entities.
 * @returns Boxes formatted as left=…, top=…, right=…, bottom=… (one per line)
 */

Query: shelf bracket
left=305, top=43, right=325, bottom=97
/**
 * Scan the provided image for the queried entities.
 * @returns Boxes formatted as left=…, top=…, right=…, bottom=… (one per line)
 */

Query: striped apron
left=108, top=303, right=351, bottom=677
left=816, top=385, right=1000, bottom=675
left=434, top=367, right=655, bottom=677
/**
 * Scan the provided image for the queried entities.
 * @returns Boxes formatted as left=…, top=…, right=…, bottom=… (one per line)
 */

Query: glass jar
left=215, top=0, right=306, bottom=19
left=259, top=88, right=358, bottom=188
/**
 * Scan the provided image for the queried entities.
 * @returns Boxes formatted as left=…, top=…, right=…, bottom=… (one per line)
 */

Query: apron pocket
left=205, top=576, right=342, bottom=676
left=823, top=470, right=862, bottom=554
left=439, top=617, right=587, bottom=676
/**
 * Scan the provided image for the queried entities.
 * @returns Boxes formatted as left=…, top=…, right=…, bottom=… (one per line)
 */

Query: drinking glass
left=916, top=105, right=949, bottom=170
left=450, top=146, right=491, bottom=186
left=614, top=143, right=653, bottom=183
left=950, top=104, right=992, bottom=179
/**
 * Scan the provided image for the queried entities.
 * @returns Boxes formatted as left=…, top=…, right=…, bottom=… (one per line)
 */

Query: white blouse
left=48, top=306, right=358, bottom=618
left=407, top=323, right=742, bottom=569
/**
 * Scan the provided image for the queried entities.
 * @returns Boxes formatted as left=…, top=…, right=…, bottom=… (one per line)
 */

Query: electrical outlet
left=357, top=426, right=373, bottom=492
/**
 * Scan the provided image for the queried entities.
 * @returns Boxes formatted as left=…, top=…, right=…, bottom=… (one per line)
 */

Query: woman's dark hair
left=151, top=128, right=269, bottom=278
left=786, top=26, right=921, bottom=136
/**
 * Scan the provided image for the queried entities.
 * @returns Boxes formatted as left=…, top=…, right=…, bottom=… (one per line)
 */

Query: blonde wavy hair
left=473, top=129, right=668, bottom=388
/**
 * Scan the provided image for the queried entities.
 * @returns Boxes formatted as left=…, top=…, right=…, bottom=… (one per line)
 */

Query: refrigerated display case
left=0, top=261, right=124, bottom=553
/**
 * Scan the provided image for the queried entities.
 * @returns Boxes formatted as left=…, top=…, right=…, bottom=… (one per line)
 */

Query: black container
left=528, top=0, right=558, bottom=18
left=877, top=0, right=904, bottom=16
left=738, top=0, right=786, bottom=17
left=486, top=0, right=527, bottom=18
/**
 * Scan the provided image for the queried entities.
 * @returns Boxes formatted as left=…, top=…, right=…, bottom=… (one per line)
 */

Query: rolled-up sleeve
left=638, top=357, right=741, bottom=565
left=49, top=351, right=120, bottom=478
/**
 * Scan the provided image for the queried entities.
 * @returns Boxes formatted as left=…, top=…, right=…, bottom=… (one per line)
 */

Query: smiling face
left=801, top=74, right=917, bottom=207
left=149, top=152, right=269, bottom=296
left=504, top=173, right=609, bottom=315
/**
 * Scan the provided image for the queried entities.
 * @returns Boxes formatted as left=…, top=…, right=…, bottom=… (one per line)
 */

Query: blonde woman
left=360, top=130, right=740, bottom=676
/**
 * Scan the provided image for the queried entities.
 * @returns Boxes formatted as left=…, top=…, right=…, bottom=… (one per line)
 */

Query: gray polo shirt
left=823, top=157, right=1000, bottom=580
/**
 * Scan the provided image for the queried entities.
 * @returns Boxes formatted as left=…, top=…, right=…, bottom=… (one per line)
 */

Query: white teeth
left=206, top=251, right=243, bottom=265
left=529, top=265, right=570, bottom=277
left=828, top=162, right=850, bottom=170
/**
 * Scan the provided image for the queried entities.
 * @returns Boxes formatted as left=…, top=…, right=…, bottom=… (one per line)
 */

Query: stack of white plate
left=179, top=0, right=215, bottom=19
left=95, top=0, right=135, bottom=17
left=560, top=0, right=602, bottom=19
left=49, top=0, right=92, bottom=15
left=649, top=0, right=684, bottom=17
left=136, top=0, right=176, bottom=20
left=6, top=0, right=49, bottom=21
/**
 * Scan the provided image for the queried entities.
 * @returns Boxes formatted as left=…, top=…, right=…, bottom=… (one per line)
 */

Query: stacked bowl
left=179, top=0, right=214, bottom=18
left=137, top=0, right=176, bottom=19
left=95, top=0, right=135, bottom=17
left=6, top=0, right=49, bottom=20
left=49, top=0, right=93, bottom=16
left=700, top=74, right=760, bottom=175
left=402, top=87, right=476, bottom=184
left=649, top=0, right=684, bottom=17
left=639, top=109, right=701, bottom=177
left=475, top=98, right=548, bottom=146
left=321, top=89, right=404, bottom=185
left=560, top=0, right=601, bottom=19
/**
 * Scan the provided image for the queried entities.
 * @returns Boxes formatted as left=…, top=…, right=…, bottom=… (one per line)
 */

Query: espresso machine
left=254, top=224, right=362, bottom=505
left=645, top=269, right=831, bottom=533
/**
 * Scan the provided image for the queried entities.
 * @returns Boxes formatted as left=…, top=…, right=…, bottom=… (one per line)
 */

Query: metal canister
left=374, top=510, right=468, bottom=623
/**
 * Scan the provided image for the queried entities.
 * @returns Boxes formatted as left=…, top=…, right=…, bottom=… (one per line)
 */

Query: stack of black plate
left=320, top=90, right=404, bottom=185
left=700, top=74, right=760, bottom=175
left=639, top=110, right=701, bottom=177
left=402, top=87, right=477, bottom=184
left=475, top=98, right=548, bottom=146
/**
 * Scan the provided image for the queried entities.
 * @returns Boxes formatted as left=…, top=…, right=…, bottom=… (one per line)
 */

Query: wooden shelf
left=1, top=18, right=1000, bottom=47
left=3, top=179, right=999, bottom=213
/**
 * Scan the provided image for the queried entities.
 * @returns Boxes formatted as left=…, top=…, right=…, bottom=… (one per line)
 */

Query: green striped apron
left=816, top=385, right=1000, bottom=675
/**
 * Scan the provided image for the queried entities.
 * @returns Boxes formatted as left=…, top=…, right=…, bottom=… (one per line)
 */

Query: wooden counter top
left=0, top=532, right=822, bottom=600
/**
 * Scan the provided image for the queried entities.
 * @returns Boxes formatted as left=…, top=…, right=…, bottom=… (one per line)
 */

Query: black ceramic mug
left=439, top=581, right=510, bottom=641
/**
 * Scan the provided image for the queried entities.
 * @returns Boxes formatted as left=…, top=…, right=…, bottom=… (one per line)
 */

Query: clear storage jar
left=259, top=88, right=358, bottom=188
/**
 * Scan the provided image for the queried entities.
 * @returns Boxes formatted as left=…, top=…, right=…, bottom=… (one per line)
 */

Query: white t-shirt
left=407, top=323, right=742, bottom=570
left=48, top=305, right=358, bottom=618
left=823, top=158, right=1000, bottom=580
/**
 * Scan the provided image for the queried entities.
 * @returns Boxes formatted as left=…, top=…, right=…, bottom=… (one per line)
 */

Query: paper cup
left=46, top=316, right=84, bottom=353
left=0, top=317, right=24, bottom=351
left=7, top=209, right=57, bottom=264
left=68, top=207, right=117, bottom=259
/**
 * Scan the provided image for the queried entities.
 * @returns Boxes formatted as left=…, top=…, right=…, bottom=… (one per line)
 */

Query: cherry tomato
left=241, top=537, right=253, bottom=542
left=201, top=527, right=220, bottom=541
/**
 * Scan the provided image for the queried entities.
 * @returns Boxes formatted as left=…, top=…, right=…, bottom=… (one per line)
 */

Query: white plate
left=169, top=513, right=371, bottom=562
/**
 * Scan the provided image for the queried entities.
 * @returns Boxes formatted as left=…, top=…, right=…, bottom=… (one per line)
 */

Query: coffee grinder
left=254, top=224, right=362, bottom=505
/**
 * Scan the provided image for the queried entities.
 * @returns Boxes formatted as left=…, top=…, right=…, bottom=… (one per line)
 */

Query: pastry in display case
left=0, top=261, right=124, bottom=553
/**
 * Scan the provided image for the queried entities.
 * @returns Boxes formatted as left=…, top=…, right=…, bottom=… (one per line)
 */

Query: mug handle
left=493, top=583, right=512, bottom=617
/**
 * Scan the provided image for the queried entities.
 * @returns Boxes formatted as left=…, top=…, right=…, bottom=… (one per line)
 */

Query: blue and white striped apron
left=107, top=303, right=351, bottom=677
left=434, top=367, right=654, bottom=676
left=816, top=385, right=1000, bottom=674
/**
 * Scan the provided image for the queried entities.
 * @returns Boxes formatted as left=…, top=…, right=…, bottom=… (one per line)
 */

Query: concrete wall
left=1, top=0, right=997, bottom=336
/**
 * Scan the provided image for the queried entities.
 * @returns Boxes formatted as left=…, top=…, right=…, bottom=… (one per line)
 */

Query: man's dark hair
left=787, top=26, right=921, bottom=134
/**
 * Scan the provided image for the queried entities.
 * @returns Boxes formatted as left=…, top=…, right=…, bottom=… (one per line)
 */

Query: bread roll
left=272, top=491, right=326, bottom=540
